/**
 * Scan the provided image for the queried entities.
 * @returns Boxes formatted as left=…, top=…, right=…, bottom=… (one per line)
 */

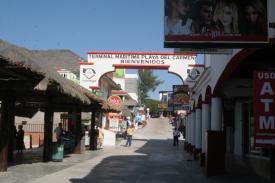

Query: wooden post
left=89, top=109, right=97, bottom=150
left=8, top=96, right=15, bottom=162
left=0, top=94, right=14, bottom=171
left=73, top=109, right=82, bottom=154
left=43, top=100, right=54, bottom=162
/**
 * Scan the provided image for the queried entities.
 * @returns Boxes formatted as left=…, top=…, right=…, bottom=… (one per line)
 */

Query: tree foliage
left=138, top=69, right=163, bottom=105
left=144, top=99, right=159, bottom=114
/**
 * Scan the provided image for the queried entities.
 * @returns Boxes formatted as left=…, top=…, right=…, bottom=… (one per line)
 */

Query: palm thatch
left=100, top=101, right=121, bottom=112
left=121, top=105, right=132, bottom=117
left=0, top=39, right=100, bottom=105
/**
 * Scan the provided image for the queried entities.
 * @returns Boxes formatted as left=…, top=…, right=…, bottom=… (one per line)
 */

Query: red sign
left=253, top=71, right=275, bottom=147
left=108, top=95, right=122, bottom=108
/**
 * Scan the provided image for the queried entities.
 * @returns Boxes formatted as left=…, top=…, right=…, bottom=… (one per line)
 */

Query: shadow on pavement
left=69, top=139, right=272, bottom=183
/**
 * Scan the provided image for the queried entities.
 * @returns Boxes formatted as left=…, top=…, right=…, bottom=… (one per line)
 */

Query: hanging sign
left=253, top=71, right=275, bottom=147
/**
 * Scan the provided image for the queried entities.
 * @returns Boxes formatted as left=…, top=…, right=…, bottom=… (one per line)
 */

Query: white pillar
left=202, top=103, right=210, bottom=153
left=195, top=108, right=202, bottom=149
left=188, top=114, right=191, bottom=143
left=234, top=102, right=243, bottom=155
left=191, top=111, right=196, bottom=146
left=211, top=97, right=222, bottom=131
left=185, top=115, right=189, bottom=142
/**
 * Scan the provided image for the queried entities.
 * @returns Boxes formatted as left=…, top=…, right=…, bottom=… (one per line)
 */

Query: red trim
left=89, top=86, right=100, bottom=90
left=113, top=64, right=170, bottom=70
left=188, top=64, right=205, bottom=67
left=79, top=62, right=94, bottom=65
left=87, top=51, right=196, bottom=56
left=112, top=91, right=128, bottom=95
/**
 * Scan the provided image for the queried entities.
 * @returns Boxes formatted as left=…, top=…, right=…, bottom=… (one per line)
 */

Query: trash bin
left=52, top=142, right=64, bottom=162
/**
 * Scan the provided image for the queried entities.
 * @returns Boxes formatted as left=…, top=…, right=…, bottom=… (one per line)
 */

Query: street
left=1, top=117, right=272, bottom=183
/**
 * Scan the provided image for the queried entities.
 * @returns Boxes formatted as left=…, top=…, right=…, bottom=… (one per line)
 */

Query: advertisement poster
left=164, top=0, right=268, bottom=47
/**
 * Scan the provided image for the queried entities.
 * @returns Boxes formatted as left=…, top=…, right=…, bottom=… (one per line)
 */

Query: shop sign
left=108, top=95, right=122, bottom=109
left=253, top=71, right=275, bottom=147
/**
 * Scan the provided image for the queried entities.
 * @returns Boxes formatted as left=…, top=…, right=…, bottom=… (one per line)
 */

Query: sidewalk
left=0, top=146, right=115, bottom=183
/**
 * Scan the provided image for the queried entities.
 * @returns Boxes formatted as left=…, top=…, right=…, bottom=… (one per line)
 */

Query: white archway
left=80, top=51, right=203, bottom=90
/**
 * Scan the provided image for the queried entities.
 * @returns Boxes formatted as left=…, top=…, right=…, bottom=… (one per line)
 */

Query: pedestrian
left=173, top=127, right=180, bottom=146
left=97, top=125, right=104, bottom=149
left=54, top=122, right=64, bottom=144
left=135, top=113, right=142, bottom=128
left=125, top=125, right=134, bottom=147
left=126, top=116, right=131, bottom=127
left=16, top=125, right=25, bottom=154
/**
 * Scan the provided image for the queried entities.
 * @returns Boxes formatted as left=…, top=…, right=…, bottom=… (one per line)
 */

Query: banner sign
left=173, top=85, right=189, bottom=105
left=173, top=85, right=190, bottom=111
left=164, top=0, right=268, bottom=48
left=80, top=52, right=197, bottom=89
left=253, top=71, right=275, bottom=148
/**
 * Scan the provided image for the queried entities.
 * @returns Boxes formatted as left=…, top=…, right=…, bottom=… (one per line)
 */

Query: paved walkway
left=0, top=118, right=272, bottom=183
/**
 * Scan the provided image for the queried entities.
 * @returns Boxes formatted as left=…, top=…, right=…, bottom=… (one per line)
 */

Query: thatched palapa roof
left=0, top=40, right=100, bottom=105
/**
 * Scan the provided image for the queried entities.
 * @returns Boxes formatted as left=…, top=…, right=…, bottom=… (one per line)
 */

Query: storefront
left=186, top=45, right=275, bottom=179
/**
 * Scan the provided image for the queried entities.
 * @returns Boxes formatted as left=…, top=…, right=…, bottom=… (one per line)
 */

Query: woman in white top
left=173, top=127, right=180, bottom=146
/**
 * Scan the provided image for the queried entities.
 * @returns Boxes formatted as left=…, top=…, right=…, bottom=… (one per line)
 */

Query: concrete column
left=202, top=103, right=210, bottom=153
left=190, top=113, right=193, bottom=145
left=195, top=108, right=202, bottom=149
left=211, top=97, right=222, bottom=131
left=234, top=102, right=243, bottom=155
left=185, top=116, right=189, bottom=142
left=187, top=114, right=192, bottom=144
left=191, top=111, right=196, bottom=146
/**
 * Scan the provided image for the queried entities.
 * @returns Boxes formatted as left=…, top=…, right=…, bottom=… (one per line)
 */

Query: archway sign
left=80, top=51, right=202, bottom=90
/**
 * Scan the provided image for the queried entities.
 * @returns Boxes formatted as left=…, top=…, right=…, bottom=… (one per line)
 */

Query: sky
left=0, top=0, right=203, bottom=100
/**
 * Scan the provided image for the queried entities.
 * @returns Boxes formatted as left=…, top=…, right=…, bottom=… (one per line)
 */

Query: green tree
left=144, top=99, right=159, bottom=114
left=138, top=69, right=163, bottom=105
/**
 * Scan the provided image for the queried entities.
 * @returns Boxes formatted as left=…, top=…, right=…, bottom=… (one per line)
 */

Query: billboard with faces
left=164, top=0, right=268, bottom=48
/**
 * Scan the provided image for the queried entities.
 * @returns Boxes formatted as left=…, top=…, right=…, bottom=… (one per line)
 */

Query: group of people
left=165, top=0, right=267, bottom=36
